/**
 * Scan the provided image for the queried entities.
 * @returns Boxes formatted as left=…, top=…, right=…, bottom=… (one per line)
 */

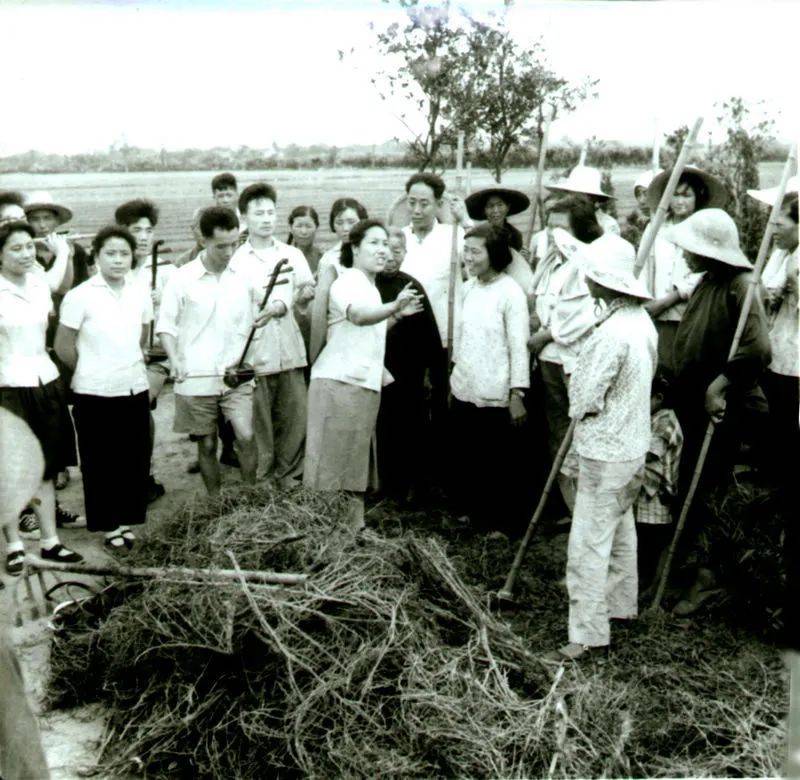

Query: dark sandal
left=40, top=544, right=83, bottom=563
left=6, top=549, right=25, bottom=576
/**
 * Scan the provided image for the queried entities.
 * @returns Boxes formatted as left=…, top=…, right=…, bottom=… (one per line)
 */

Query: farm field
left=0, top=162, right=784, bottom=252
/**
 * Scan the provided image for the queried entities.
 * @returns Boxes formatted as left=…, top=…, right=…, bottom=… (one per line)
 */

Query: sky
left=0, top=0, right=795, bottom=156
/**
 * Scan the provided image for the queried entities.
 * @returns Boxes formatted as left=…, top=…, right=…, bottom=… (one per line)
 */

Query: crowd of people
left=0, top=163, right=797, bottom=662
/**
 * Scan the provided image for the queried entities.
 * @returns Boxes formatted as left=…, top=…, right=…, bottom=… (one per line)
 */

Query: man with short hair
left=231, top=182, right=315, bottom=486
left=157, top=207, right=263, bottom=494
left=115, top=198, right=172, bottom=502
left=398, top=173, right=471, bottom=474
left=212, top=172, right=239, bottom=211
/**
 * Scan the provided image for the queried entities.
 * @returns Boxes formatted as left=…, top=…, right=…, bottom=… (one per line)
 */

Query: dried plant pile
left=47, top=486, right=567, bottom=778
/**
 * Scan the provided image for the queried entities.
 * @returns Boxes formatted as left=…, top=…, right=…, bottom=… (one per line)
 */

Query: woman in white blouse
left=0, top=221, right=83, bottom=572
left=641, top=167, right=728, bottom=373
left=304, top=218, right=421, bottom=530
left=450, top=224, right=530, bottom=534
left=55, top=226, right=152, bottom=551
left=308, top=198, right=368, bottom=363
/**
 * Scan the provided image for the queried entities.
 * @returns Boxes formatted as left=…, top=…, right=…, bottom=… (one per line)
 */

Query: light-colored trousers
left=253, top=369, right=307, bottom=486
left=566, top=455, right=645, bottom=647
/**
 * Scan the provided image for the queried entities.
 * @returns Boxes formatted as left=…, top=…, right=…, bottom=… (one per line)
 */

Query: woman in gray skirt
left=304, top=218, right=421, bottom=530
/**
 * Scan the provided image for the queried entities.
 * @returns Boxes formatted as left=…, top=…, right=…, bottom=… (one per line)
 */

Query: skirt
left=0, top=379, right=74, bottom=481
left=303, top=378, right=379, bottom=493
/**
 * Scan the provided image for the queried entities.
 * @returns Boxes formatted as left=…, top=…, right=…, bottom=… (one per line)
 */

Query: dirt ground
left=5, top=386, right=211, bottom=779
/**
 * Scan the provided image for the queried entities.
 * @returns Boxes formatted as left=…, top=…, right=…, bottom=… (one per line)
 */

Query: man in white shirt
left=399, top=173, right=471, bottom=460
left=157, top=207, right=265, bottom=495
left=231, top=183, right=315, bottom=486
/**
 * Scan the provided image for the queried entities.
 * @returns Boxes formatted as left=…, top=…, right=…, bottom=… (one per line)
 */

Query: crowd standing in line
left=0, top=163, right=797, bottom=664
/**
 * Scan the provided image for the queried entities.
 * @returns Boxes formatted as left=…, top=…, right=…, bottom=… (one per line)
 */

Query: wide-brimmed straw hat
left=465, top=188, right=530, bottom=220
left=546, top=165, right=614, bottom=200
left=23, top=191, right=72, bottom=224
left=746, top=175, right=800, bottom=207
left=665, top=209, right=751, bottom=269
left=646, top=166, right=728, bottom=213
left=583, top=234, right=652, bottom=300
left=634, top=169, right=662, bottom=194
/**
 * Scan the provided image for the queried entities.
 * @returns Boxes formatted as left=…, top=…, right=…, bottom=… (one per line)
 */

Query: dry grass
left=47, top=483, right=789, bottom=778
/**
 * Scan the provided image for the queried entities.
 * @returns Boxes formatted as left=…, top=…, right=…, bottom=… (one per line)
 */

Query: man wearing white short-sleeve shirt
left=230, top=183, right=316, bottom=487
left=157, top=207, right=265, bottom=494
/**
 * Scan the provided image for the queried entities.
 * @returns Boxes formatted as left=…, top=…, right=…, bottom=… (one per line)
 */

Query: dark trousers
left=73, top=391, right=151, bottom=532
left=377, top=379, right=427, bottom=498
left=636, top=522, right=672, bottom=591
left=450, top=398, right=519, bottom=534
left=673, top=386, right=769, bottom=572
left=762, top=371, right=800, bottom=649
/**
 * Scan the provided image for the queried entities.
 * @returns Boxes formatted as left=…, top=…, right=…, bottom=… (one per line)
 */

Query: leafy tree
left=453, top=12, right=596, bottom=182
left=357, top=0, right=592, bottom=176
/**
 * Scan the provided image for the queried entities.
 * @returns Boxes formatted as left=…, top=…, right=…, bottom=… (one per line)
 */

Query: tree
left=359, top=0, right=594, bottom=178
left=354, top=0, right=472, bottom=172
left=453, top=12, right=596, bottom=182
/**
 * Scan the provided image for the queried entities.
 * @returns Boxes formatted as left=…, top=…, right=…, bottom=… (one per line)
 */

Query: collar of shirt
left=0, top=272, right=47, bottom=302
left=403, top=219, right=442, bottom=245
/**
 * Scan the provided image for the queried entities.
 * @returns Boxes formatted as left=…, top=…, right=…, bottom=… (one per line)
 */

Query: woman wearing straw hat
left=640, top=166, right=728, bottom=374
left=555, top=234, right=656, bottom=662
left=667, top=208, right=770, bottom=615
left=545, top=165, right=620, bottom=237
left=465, top=187, right=536, bottom=295
left=528, top=195, right=601, bottom=513
left=464, top=187, right=529, bottom=252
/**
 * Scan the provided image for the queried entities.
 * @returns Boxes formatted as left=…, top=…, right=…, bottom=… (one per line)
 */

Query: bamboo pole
left=497, top=139, right=693, bottom=602
left=633, top=116, right=704, bottom=278
left=446, top=132, right=465, bottom=376
left=650, top=142, right=798, bottom=611
left=652, top=117, right=660, bottom=175
left=24, top=554, right=308, bottom=586
left=497, top=418, right=576, bottom=603
left=525, top=108, right=554, bottom=247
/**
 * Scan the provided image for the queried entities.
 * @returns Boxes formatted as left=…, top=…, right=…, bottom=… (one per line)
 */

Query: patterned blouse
left=568, top=301, right=658, bottom=462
